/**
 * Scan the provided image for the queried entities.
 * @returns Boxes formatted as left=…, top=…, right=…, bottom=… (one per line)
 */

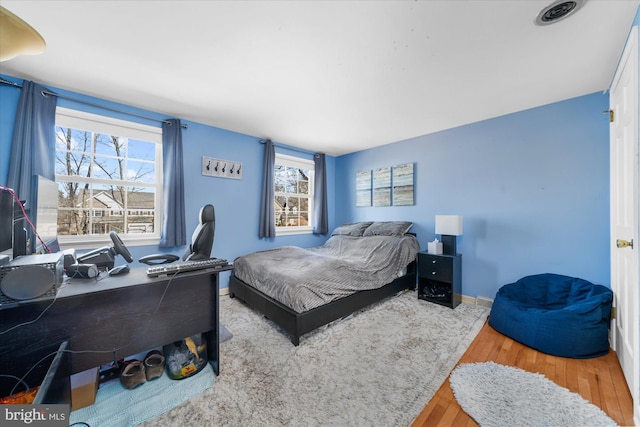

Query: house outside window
left=54, top=107, right=163, bottom=247
left=274, top=153, right=314, bottom=235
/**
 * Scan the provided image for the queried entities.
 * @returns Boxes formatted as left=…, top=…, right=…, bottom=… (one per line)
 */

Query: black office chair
left=139, top=204, right=216, bottom=265
left=183, top=204, right=215, bottom=261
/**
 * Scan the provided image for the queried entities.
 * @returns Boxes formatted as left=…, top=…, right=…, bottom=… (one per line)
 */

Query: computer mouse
left=109, top=264, right=130, bottom=276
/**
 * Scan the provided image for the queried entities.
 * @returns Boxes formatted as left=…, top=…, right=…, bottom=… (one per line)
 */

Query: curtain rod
left=259, top=139, right=322, bottom=157
left=0, top=77, right=187, bottom=129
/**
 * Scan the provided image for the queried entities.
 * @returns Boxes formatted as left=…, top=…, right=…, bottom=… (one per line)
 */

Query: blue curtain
left=259, top=139, right=276, bottom=238
left=159, top=119, right=187, bottom=247
left=7, top=80, right=57, bottom=236
left=313, top=153, right=328, bottom=234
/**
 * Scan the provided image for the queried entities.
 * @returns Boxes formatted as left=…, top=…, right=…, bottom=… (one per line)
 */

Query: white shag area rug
left=70, top=364, right=214, bottom=427
left=141, top=290, right=488, bottom=426
left=449, top=361, right=618, bottom=427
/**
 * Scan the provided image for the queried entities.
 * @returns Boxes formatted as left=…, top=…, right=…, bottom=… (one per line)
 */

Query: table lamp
left=435, top=215, right=463, bottom=255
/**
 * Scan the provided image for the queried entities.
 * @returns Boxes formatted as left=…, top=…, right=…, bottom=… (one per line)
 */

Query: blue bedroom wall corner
left=335, top=92, right=610, bottom=300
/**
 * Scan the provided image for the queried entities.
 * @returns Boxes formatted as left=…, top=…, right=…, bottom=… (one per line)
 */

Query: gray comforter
left=233, top=234, right=420, bottom=313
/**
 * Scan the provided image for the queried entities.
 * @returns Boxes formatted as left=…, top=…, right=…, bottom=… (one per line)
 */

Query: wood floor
left=412, top=321, right=634, bottom=427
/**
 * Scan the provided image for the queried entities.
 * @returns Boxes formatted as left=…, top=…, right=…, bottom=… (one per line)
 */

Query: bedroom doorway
left=609, top=25, right=639, bottom=425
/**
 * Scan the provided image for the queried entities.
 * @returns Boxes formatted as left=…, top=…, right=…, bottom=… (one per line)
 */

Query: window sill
left=276, top=227, right=314, bottom=237
left=58, top=235, right=161, bottom=251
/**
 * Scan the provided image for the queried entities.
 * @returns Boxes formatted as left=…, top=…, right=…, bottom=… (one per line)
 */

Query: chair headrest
left=199, top=204, right=215, bottom=224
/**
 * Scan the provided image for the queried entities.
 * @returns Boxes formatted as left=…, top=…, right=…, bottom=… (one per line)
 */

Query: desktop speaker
left=0, top=265, right=56, bottom=300
left=63, top=248, right=77, bottom=270
left=66, top=263, right=99, bottom=279
left=0, top=253, right=64, bottom=302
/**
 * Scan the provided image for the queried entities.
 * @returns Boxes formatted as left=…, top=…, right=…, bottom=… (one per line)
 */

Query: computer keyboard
left=146, top=257, right=229, bottom=277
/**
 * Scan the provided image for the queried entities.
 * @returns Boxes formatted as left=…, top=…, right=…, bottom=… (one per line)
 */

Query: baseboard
left=462, top=294, right=493, bottom=308
left=461, top=295, right=476, bottom=306
left=475, top=296, right=494, bottom=308
left=220, top=287, right=229, bottom=296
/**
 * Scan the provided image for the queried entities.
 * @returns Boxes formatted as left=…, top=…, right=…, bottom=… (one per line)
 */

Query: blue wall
left=335, top=93, right=611, bottom=300
left=0, top=75, right=336, bottom=289
left=0, top=74, right=613, bottom=299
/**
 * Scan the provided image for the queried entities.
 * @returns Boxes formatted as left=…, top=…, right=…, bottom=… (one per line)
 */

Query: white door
left=610, top=25, right=639, bottom=425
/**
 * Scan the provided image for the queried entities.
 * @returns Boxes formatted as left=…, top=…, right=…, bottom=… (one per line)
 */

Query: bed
left=229, top=221, right=420, bottom=345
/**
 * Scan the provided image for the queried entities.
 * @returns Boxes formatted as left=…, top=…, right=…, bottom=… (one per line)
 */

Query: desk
left=0, top=266, right=230, bottom=397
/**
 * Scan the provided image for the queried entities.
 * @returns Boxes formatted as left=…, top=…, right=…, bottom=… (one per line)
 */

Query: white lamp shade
left=435, top=215, right=463, bottom=236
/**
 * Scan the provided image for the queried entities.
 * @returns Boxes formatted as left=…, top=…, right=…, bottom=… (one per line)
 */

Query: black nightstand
left=417, top=252, right=461, bottom=308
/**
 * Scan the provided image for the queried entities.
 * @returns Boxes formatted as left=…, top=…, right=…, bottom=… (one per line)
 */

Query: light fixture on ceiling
left=534, top=0, right=587, bottom=26
left=0, top=6, right=46, bottom=62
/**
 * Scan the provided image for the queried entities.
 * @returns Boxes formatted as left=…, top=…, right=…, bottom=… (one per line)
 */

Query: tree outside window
left=54, top=108, right=163, bottom=244
left=274, top=154, right=314, bottom=234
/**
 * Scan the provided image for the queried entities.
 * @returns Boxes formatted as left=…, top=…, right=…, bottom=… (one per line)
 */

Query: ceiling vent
left=535, top=0, right=586, bottom=26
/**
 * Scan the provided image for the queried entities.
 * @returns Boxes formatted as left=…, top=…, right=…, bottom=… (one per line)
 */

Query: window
left=54, top=107, right=163, bottom=246
left=274, top=153, right=314, bottom=235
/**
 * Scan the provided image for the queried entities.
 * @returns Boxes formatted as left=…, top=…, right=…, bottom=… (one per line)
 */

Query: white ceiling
left=1, top=1, right=638, bottom=156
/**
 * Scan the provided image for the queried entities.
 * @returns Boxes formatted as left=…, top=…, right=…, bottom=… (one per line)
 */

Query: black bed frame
left=228, top=260, right=416, bottom=345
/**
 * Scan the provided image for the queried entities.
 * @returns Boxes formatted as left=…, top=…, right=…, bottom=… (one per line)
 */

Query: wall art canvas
left=393, top=163, right=414, bottom=206
left=356, top=170, right=372, bottom=207
left=373, top=167, right=391, bottom=207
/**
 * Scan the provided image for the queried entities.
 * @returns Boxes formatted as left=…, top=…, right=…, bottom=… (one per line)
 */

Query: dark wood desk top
left=60, top=263, right=233, bottom=298
left=0, top=264, right=233, bottom=309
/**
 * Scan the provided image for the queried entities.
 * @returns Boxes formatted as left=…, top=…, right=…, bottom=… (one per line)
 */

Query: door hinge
left=611, top=306, right=617, bottom=319
left=603, top=109, right=614, bottom=123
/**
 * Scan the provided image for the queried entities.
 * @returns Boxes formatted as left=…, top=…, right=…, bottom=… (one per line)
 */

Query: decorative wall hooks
left=202, top=156, right=243, bottom=180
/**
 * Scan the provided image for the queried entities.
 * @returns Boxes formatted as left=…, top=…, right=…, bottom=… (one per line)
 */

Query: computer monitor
left=0, top=186, right=28, bottom=259
left=0, top=188, right=14, bottom=256
left=32, top=175, right=60, bottom=254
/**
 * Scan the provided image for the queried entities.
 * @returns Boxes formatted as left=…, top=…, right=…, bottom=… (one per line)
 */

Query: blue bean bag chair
left=488, top=273, right=613, bottom=359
